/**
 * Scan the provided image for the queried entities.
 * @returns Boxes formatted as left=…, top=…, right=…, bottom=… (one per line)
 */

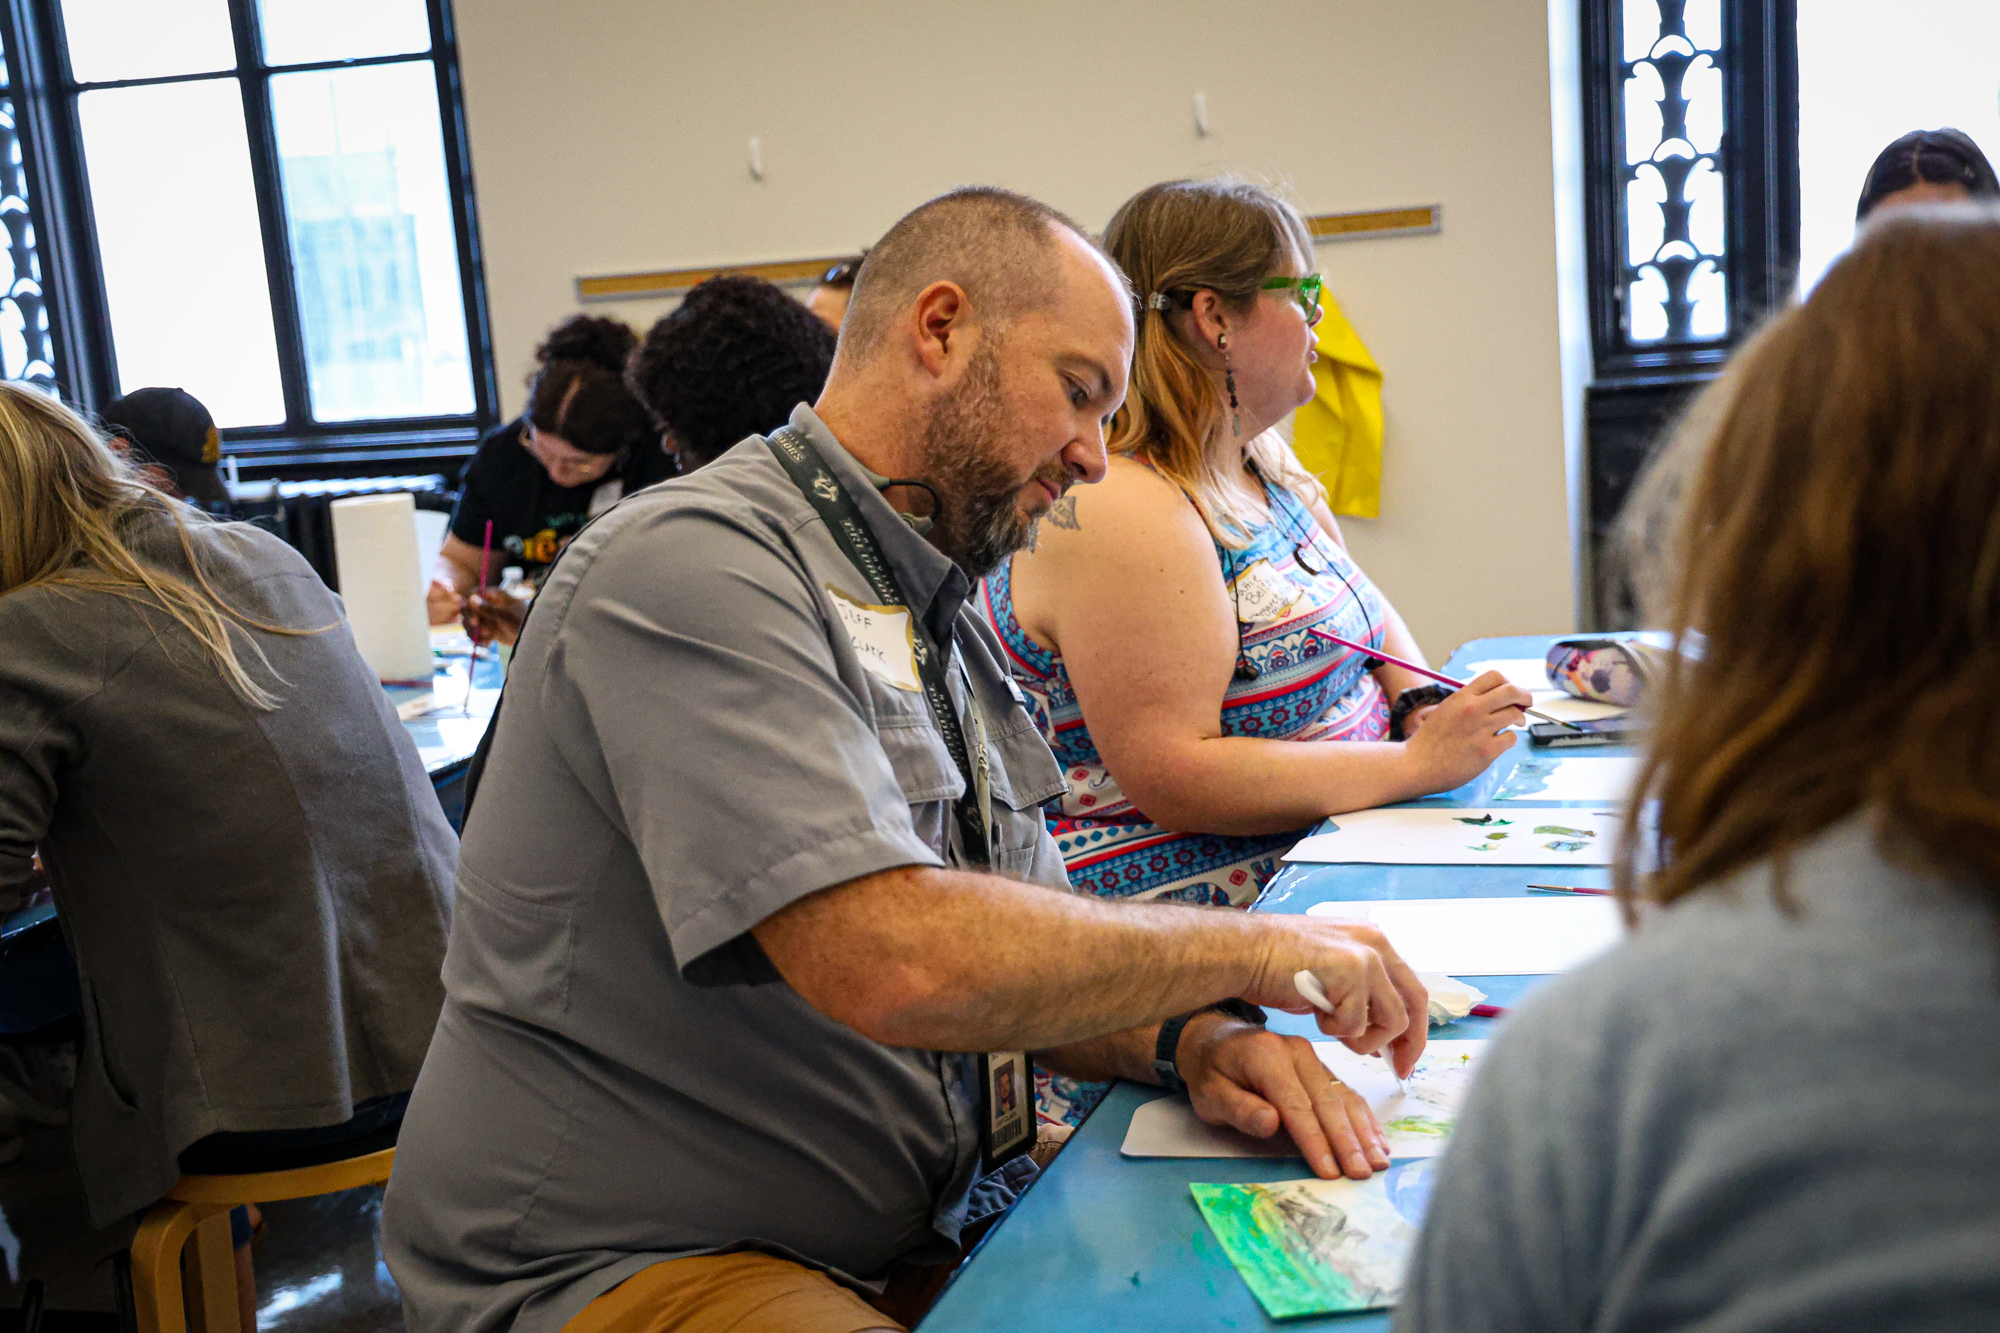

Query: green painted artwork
left=1382, top=1115, right=1452, bottom=1138
left=1190, top=1162, right=1435, bottom=1318
left=1545, top=839, right=1588, bottom=853
left=1533, top=825, right=1595, bottom=838
left=1453, top=814, right=1512, bottom=826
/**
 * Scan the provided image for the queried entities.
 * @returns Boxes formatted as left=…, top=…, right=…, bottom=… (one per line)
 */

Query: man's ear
left=908, top=280, right=969, bottom=378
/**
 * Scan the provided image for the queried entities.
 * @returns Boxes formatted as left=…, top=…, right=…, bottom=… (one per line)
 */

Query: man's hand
left=1176, top=1011, right=1391, bottom=1180
left=1241, top=919, right=1429, bottom=1077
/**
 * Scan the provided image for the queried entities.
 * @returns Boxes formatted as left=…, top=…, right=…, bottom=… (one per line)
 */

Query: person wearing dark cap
left=428, top=315, right=673, bottom=628
left=807, top=252, right=866, bottom=330
left=625, top=275, right=838, bottom=472
left=99, top=386, right=231, bottom=515
left=1855, top=127, right=2000, bottom=220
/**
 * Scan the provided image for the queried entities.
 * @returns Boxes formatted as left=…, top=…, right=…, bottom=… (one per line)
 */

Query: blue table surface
left=921, top=634, right=1639, bottom=1331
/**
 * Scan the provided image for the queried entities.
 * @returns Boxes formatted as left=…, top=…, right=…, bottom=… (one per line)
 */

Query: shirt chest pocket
left=876, top=717, right=1065, bottom=882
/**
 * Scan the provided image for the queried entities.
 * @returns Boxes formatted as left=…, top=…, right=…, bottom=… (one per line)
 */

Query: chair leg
left=185, top=1211, right=239, bottom=1333
left=130, top=1203, right=204, bottom=1333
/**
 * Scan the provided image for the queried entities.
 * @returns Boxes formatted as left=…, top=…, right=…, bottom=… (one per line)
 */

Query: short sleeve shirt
left=382, top=405, right=1069, bottom=1333
left=449, top=418, right=679, bottom=574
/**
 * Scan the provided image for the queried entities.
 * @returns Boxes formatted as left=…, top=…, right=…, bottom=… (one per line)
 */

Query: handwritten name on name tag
left=1229, top=557, right=1305, bottom=624
left=828, top=586, right=922, bottom=692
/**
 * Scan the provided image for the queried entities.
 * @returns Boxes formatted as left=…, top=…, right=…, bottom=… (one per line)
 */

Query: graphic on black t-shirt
left=448, top=419, right=675, bottom=572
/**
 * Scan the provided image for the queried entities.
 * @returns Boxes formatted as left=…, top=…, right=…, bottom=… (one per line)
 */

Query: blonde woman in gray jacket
left=0, top=384, right=455, bottom=1325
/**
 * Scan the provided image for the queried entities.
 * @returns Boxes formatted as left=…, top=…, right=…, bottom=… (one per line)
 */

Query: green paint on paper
left=1189, top=1183, right=1365, bottom=1319
left=1189, top=1172, right=1423, bottom=1319
left=1545, top=839, right=1588, bottom=853
left=1532, top=825, right=1594, bottom=838
left=1467, top=843, right=1497, bottom=852
left=1383, top=1115, right=1452, bottom=1138
left=1454, top=814, right=1512, bottom=826
left=1482, top=831, right=1509, bottom=841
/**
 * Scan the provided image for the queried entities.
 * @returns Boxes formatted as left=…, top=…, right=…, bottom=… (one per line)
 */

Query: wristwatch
left=1151, top=998, right=1270, bottom=1092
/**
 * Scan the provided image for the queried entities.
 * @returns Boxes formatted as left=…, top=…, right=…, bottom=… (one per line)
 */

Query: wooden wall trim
left=574, top=204, right=1444, bottom=302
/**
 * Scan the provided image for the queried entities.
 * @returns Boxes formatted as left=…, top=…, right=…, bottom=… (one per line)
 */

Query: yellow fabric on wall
left=1290, top=296, right=1383, bottom=518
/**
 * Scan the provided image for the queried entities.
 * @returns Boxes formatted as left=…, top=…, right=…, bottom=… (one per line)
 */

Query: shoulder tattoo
left=1047, top=495, right=1080, bottom=531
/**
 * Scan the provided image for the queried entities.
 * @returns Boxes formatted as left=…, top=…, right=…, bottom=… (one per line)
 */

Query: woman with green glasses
left=977, top=178, right=1528, bottom=1125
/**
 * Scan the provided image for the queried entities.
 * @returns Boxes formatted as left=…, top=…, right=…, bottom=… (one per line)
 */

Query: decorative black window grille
left=1582, top=0, right=1797, bottom=379
left=1618, top=0, right=1727, bottom=346
left=0, top=30, right=54, bottom=390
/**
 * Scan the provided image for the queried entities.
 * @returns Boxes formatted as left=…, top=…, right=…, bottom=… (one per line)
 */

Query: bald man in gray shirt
left=384, top=188, right=1438, bottom=1333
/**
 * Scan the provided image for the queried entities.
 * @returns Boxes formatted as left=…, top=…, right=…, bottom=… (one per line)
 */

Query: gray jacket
left=0, top=511, right=455, bottom=1225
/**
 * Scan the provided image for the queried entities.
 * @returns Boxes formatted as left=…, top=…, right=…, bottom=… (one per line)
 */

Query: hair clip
left=1145, top=293, right=1172, bottom=310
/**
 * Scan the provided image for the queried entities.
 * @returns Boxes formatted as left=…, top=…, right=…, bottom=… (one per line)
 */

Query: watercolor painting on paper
left=1191, top=1160, right=1437, bottom=1318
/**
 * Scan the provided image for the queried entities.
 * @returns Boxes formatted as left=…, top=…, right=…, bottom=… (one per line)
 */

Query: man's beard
left=917, top=345, right=1068, bottom=577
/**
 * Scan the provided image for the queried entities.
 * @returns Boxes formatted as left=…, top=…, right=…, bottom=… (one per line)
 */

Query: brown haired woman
left=427, top=315, right=671, bottom=629
left=1397, top=205, right=2000, bottom=1330
left=982, top=180, right=1527, bottom=905
left=0, top=385, right=455, bottom=1327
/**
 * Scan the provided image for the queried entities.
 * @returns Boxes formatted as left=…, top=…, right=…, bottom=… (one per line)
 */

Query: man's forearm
left=1036, top=1021, right=1159, bottom=1085
left=753, top=865, right=1279, bottom=1052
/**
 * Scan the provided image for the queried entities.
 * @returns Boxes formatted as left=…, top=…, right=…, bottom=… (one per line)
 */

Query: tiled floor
left=0, top=1121, right=404, bottom=1332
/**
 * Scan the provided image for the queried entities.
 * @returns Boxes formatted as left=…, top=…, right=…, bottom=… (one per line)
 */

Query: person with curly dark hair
left=428, top=315, right=673, bottom=625
left=626, top=276, right=838, bottom=471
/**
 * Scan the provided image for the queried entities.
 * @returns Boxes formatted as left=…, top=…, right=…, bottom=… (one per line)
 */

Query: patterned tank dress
left=978, top=473, right=1394, bottom=1124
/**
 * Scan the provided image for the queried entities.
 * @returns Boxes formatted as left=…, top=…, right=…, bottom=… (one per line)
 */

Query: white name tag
left=1229, top=557, right=1304, bottom=624
left=828, top=586, right=922, bottom=692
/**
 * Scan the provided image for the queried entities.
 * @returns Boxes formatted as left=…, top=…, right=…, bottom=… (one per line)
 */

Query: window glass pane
left=79, top=81, right=284, bottom=426
left=258, top=0, right=431, bottom=67
left=1798, top=0, right=2000, bottom=292
left=270, top=62, right=473, bottom=422
left=60, top=0, right=236, bottom=83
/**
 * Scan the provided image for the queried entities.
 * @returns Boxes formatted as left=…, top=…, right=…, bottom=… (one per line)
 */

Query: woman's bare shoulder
left=1041, top=454, right=1207, bottom=548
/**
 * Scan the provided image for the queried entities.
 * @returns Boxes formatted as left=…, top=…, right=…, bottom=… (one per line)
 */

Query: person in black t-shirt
left=428, top=316, right=673, bottom=630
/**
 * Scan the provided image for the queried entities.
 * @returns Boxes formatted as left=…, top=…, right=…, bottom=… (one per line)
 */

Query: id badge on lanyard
left=769, top=424, right=1035, bottom=1169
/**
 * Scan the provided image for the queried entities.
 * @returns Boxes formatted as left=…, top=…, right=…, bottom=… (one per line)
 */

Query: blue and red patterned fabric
left=980, top=475, right=1394, bottom=1124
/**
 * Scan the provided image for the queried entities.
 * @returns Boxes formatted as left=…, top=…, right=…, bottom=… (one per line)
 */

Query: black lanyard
left=767, top=425, right=992, bottom=868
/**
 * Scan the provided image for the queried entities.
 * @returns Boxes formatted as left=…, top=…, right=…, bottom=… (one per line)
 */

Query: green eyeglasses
left=1261, top=273, right=1325, bottom=325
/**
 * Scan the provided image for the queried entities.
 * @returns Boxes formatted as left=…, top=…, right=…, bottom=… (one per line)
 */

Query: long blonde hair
left=1103, top=179, right=1325, bottom=546
left=1617, top=202, right=2000, bottom=907
left=0, top=383, right=301, bottom=706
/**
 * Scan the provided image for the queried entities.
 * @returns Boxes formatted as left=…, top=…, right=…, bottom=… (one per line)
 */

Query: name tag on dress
left=1229, top=557, right=1303, bottom=623
left=828, top=586, right=922, bottom=692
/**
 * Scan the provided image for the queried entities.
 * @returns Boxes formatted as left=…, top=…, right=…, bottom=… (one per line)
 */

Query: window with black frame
left=13, top=0, right=492, bottom=464
left=1580, top=0, right=1796, bottom=624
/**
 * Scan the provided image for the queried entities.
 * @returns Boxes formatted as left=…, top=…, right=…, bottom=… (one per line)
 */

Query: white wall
left=454, top=0, right=1578, bottom=654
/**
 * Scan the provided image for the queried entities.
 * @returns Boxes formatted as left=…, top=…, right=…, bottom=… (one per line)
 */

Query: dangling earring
left=1218, top=331, right=1241, bottom=437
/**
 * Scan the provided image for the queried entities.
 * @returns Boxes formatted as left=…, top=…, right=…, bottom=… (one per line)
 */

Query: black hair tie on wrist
left=1389, top=683, right=1453, bottom=741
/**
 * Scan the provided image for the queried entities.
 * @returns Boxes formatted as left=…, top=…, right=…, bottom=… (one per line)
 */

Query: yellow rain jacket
left=1290, top=296, right=1383, bottom=518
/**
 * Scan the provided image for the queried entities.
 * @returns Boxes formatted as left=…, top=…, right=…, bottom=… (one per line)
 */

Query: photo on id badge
left=827, top=585, right=922, bottom=692
left=981, top=1051, right=1034, bottom=1164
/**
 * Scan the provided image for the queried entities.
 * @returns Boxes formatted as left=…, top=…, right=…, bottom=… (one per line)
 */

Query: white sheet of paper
left=1526, top=690, right=1629, bottom=723
left=1305, top=896, right=1626, bottom=974
left=1496, top=756, right=1640, bottom=804
left=1121, top=1041, right=1488, bottom=1160
left=1459, top=658, right=1551, bottom=691
left=1283, top=807, right=1620, bottom=866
